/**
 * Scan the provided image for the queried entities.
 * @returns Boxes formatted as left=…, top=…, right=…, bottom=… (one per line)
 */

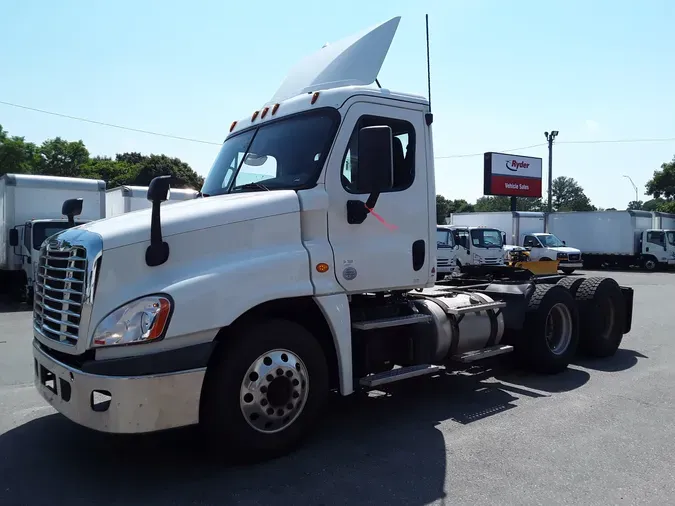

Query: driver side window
left=23, top=224, right=32, bottom=250
left=341, top=115, right=415, bottom=193
left=523, top=235, right=538, bottom=248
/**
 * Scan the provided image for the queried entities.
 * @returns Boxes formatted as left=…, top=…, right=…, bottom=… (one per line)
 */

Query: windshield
left=667, top=231, right=675, bottom=246
left=470, top=229, right=503, bottom=248
left=32, top=222, right=85, bottom=250
left=436, top=229, right=454, bottom=248
left=538, top=234, right=565, bottom=248
left=201, top=108, right=340, bottom=197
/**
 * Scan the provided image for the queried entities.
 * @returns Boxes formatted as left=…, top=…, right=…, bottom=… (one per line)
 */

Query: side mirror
left=562, top=240, right=566, bottom=245
left=147, top=175, right=171, bottom=202
left=9, top=229, right=18, bottom=247
left=354, top=126, right=394, bottom=194
left=62, top=198, right=83, bottom=227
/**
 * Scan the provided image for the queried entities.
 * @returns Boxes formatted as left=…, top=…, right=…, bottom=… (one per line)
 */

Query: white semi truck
left=31, top=17, right=635, bottom=463
left=0, top=174, right=106, bottom=301
left=548, top=210, right=675, bottom=271
left=106, top=185, right=199, bottom=218
left=449, top=211, right=583, bottom=274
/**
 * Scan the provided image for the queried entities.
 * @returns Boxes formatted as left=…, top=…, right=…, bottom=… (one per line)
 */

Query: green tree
left=645, top=155, right=675, bottom=202
left=643, top=198, right=666, bottom=211
left=132, top=154, right=204, bottom=189
left=627, top=200, right=643, bottom=210
left=35, top=137, right=89, bottom=178
left=0, top=124, right=38, bottom=176
left=80, top=156, right=138, bottom=188
left=436, top=194, right=450, bottom=224
left=549, top=176, right=595, bottom=211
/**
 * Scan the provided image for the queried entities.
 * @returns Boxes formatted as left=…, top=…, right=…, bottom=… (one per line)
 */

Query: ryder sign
left=483, top=152, right=543, bottom=198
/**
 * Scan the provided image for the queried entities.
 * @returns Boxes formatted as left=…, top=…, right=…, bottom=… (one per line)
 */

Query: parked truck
left=106, top=185, right=199, bottom=218
left=652, top=211, right=675, bottom=230
left=448, top=211, right=583, bottom=274
left=435, top=225, right=458, bottom=280
left=0, top=174, right=106, bottom=301
left=31, top=17, right=634, bottom=463
left=548, top=210, right=675, bottom=271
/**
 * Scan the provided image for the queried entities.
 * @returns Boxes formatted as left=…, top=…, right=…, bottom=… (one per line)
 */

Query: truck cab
left=448, top=225, right=505, bottom=268
left=521, top=232, right=583, bottom=274
left=436, top=225, right=458, bottom=280
left=639, top=229, right=675, bottom=270
left=29, top=16, right=634, bottom=463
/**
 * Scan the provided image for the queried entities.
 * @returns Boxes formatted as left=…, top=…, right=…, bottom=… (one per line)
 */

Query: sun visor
left=269, top=16, right=401, bottom=104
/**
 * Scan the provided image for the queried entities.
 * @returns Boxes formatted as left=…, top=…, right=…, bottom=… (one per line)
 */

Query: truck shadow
left=0, top=362, right=591, bottom=506
left=573, top=348, right=647, bottom=373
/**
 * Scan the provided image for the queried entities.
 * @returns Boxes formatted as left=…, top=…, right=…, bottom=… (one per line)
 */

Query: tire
left=561, top=268, right=575, bottom=275
left=575, top=277, right=625, bottom=358
left=556, top=276, right=585, bottom=297
left=517, top=284, right=579, bottom=374
left=199, top=318, right=329, bottom=463
left=436, top=273, right=445, bottom=282
left=642, top=257, right=657, bottom=271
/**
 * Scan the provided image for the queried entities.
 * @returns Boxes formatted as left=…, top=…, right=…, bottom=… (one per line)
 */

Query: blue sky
left=1, top=0, right=674, bottom=208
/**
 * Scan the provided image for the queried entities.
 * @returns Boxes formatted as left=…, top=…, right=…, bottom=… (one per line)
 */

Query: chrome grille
left=437, top=258, right=450, bottom=266
left=568, top=254, right=580, bottom=261
left=33, top=244, right=88, bottom=345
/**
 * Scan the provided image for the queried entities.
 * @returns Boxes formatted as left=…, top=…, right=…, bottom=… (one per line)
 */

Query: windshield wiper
left=232, top=182, right=271, bottom=192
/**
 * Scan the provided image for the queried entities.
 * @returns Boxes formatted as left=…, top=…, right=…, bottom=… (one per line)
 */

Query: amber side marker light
left=316, top=263, right=329, bottom=273
left=229, top=121, right=237, bottom=132
left=251, top=110, right=259, bottom=121
left=261, top=106, right=270, bottom=119
left=310, top=92, right=320, bottom=105
left=272, top=103, right=280, bottom=115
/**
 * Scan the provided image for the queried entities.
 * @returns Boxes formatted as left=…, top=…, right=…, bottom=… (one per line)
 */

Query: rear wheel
left=575, top=277, right=624, bottom=357
left=517, top=284, right=579, bottom=374
left=556, top=276, right=585, bottom=297
left=200, top=319, right=329, bottom=463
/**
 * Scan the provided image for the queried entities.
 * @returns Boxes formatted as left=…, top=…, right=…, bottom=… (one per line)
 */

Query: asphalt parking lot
left=1, top=270, right=674, bottom=506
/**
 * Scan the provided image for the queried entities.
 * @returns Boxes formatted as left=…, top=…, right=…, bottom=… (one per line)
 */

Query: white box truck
left=0, top=174, right=106, bottom=301
left=652, top=211, right=675, bottom=230
left=106, top=185, right=199, bottom=218
left=449, top=211, right=583, bottom=274
left=30, top=16, right=635, bottom=464
left=548, top=210, right=675, bottom=271
left=435, top=225, right=458, bottom=280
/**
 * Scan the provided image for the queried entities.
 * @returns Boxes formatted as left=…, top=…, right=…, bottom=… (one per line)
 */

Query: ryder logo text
left=505, top=159, right=530, bottom=172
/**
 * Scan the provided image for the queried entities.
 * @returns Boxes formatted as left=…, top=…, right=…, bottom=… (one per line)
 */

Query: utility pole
left=544, top=131, right=559, bottom=214
left=623, top=175, right=638, bottom=205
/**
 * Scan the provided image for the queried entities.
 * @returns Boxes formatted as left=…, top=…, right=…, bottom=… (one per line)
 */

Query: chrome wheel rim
left=240, top=349, right=309, bottom=434
left=545, top=303, right=573, bottom=355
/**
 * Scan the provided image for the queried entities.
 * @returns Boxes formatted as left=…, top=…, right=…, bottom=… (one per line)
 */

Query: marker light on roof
left=272, top=103, right=280, bottom=115
left=261, top=106, right=269, bottom=119
left=229, top=121, right=237, bottom=132
left=310, top=92, right=320, bottom=104
left=251, top=110, right=259, bottom=121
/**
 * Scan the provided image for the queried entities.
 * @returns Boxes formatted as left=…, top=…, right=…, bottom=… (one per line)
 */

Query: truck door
left=452, top=228, right=471, bottom=266
left=523, top=234, right=543, bottom=260
left=22, top=222, right=34, bottom=284
left=325, top=101, right=430, bottom=292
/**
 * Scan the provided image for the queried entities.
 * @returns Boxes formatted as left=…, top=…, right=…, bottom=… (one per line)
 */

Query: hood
left=551, top=246, right=581, bottom=254
left=269, top=16, right=400, bottom=104
left=78, top=190, right=300, bottom=250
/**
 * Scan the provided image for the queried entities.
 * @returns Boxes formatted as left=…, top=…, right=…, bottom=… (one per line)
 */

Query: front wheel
left=200, top=319, right=329, bottom=463
left=642, top=257, right=657, bottom=271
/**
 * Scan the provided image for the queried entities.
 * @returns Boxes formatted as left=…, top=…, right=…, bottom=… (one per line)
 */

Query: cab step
left=359, top=364, right=442, bottom=388
left=352, top=313, right=432, bottom=331
left=451, top=344, right=514, bottom=363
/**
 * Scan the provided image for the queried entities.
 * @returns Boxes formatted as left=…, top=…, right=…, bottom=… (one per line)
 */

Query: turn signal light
left=316, top=263, right=329, bottom=273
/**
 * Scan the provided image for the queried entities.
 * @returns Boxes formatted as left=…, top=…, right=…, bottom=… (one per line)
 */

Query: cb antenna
left=425, top=14, right=434, bottom=125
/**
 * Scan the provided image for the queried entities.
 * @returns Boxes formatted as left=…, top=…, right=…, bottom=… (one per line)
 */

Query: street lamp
left=623, top=175, right=638, bottom=205
left=544, top=130, right=559, bottom=215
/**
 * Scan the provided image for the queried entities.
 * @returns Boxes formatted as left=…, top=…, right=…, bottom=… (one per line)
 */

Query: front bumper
left=33, top=341, right=205, bottom=433
left=559, top=262, right=583, bottom=269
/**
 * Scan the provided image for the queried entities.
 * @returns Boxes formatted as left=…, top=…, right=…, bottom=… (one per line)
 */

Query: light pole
left=544, top=131, right=559, bottom=214
left=623, top=175, right=638, bottom=205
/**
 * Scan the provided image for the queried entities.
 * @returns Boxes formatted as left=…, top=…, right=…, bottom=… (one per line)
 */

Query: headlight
left=92, top=295, right=172, bottom=347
